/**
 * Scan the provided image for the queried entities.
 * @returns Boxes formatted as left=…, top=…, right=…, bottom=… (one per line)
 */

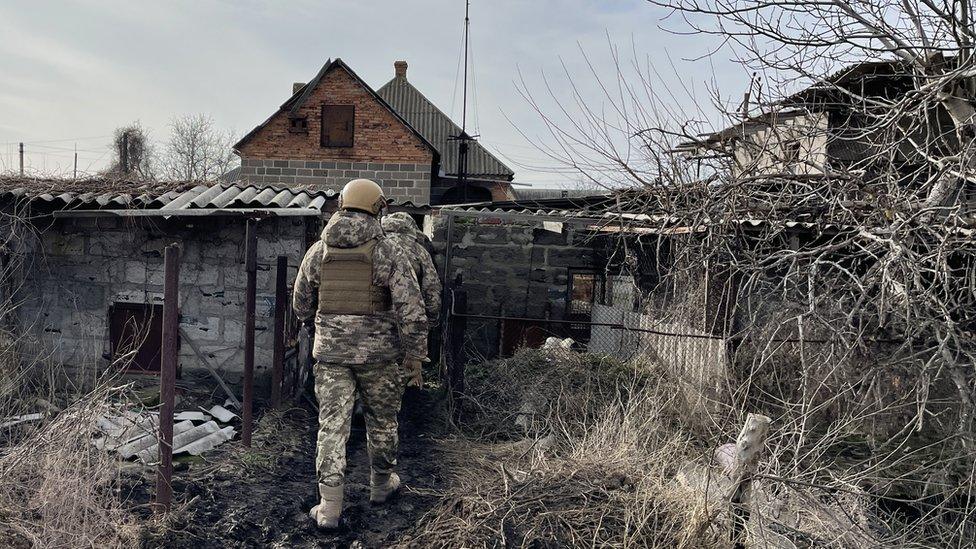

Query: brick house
left=234, top=58, right=439, bottom=205
left=234, top=58, right=516, bottom=206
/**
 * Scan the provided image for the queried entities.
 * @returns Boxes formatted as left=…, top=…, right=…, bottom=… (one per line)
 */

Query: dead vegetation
left=400, top=349, right=721, bottom=548
left=0, top=383, right=142, bottom=548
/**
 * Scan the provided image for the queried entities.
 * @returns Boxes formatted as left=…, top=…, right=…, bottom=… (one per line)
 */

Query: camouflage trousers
left=313, top=360, right=405, bottom=488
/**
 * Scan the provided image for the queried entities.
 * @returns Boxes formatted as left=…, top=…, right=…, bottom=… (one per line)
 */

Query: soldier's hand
left=403, top=358, right=424, bottom=389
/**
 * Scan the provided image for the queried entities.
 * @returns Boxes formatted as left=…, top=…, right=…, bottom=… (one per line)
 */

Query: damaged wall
left=16, top=215, right=312, bottom=387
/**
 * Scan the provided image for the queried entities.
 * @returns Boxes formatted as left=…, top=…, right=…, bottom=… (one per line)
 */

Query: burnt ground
left=132, top=388, right=452, bottom=549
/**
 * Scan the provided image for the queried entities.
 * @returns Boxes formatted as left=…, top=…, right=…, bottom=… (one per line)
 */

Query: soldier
left=293, top=179, right=428, bottom=530
left=381, top=212, right=441, bottom=325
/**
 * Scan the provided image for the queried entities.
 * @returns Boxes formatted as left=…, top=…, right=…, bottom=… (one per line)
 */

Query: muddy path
left=138, top=389, right=451, bottom=548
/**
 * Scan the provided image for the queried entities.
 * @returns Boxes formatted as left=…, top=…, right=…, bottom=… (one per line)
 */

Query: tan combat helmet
left=339, top=179, right=386, bottom=215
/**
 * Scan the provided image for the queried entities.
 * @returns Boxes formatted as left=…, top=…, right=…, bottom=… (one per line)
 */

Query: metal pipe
left=154, top=243, right=181, bottom=513
left=242, top=219, right=257, bottom=447
left=272, top=255, right=287, bottom=408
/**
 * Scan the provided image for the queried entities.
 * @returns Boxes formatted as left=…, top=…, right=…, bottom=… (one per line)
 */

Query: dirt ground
left=132, top=389, right=451, bottom=549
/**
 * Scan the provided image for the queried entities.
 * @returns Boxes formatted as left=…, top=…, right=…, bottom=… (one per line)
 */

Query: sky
left=0, top=0, right=744, bottom=186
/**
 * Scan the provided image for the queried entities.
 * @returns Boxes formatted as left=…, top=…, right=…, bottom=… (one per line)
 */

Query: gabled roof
left=377, top=72, right=514, bottom=181
left=233, top=58, right=438, bottom=157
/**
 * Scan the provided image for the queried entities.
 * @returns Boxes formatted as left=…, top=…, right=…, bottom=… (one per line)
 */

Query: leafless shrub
left=513, top=3, right=976, bottom=539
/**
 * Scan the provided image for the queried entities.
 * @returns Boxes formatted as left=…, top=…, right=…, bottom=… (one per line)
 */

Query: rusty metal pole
left=242, top=219, right=257, bottom=447
left=449, top=283, right=467, bottom=421
left=271, top=255, right=287, bottom=408
left=154, top=243, right=181, bottom=513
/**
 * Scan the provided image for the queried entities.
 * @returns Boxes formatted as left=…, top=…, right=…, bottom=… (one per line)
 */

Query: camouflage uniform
left=293, top=210, right=428, bottom=489
left=381, top=212, right=442, bottom=324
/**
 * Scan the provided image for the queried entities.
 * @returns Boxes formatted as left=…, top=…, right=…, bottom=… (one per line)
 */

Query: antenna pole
left=459, top=0, right=471, bottom=202
left=461, top=0, right=470, bottom=133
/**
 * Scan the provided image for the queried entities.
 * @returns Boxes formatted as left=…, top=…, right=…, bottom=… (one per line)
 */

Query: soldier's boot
left=309, top=484, right=343, bottom=529
left=369, top=471, right=401, bottom=504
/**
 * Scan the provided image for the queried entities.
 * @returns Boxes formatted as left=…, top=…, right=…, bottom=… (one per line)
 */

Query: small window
left=321, top=105, right=355, bottom=147
left=289, top=116, right=308, bottom=134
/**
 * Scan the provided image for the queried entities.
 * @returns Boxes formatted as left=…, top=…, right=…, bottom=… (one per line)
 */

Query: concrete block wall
left=240, top=159, right=431, bottom=205
left=431, top=215, right=595, bottom=356
left=16, top=215, right=312, bottom=388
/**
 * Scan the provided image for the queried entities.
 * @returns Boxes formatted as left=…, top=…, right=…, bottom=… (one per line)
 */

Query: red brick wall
left=238, top=66, right=433, bottom=166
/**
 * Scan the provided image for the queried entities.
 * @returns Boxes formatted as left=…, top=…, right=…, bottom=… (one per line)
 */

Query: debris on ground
left=95, top=405, right=238, bottom=464
left=140, top=392, right=452, bottom=548
left=0, top=412, right=42, bottom=429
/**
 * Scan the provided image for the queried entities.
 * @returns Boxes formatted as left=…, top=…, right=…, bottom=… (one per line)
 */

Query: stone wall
left=16, top=215, right=313, bottom=388
left=431, top=215, right=596, bottom=357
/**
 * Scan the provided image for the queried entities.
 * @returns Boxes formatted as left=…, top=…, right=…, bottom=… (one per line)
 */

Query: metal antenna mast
left=452, top=0, right=478, bottom=203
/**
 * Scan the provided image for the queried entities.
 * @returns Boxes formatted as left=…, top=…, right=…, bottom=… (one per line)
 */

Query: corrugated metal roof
left=440, top=201, right=861, bottom=233
left=0, top=182, right=337, bottom=214
left=513, top=188, right=611, bottom=200
left=377, top=75, right=514, bottom=180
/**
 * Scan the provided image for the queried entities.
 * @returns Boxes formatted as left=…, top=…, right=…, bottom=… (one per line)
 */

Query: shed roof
left=377, top=71, right=514, bottom=181
left=0, top=178, right=337, bottom=217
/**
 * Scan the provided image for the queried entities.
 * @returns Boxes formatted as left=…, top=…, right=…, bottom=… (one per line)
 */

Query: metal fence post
left=242, top=219, right=257, bottom=447
left=154, top=243, right=181, bottom=513
left=449, top=282, right=467, bottom=416
left=272, top=255, right=287, bottom=408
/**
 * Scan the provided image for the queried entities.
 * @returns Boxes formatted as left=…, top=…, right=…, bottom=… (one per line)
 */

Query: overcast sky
left=0, top=0, right=743, bottom=186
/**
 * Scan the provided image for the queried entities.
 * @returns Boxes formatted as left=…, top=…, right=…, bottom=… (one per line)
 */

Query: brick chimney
left=293, top=82, right=306, bottom=95
left=394, top=60, right=408, bottom=79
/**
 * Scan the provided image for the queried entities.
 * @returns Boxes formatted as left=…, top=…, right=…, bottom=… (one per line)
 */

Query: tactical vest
left=318, top=239, right=392, bottom=315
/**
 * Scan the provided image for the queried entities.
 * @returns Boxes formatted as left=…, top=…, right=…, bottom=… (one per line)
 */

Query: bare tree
left=107, top=122, right=154, bottom=179
left=159, top=114, right=238, bottom=181
left=514, top=5, right=976, bottom=540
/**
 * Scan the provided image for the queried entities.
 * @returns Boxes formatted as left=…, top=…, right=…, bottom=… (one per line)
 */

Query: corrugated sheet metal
left=0, top=183, right=337, bottom=213
left=377, top=76, right=515, bottom=180
left=442, top=203, right=857, bottom=233
left=514, top=188, right=611, bottom=200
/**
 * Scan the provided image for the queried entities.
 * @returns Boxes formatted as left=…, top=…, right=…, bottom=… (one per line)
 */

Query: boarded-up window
left=321, top=105, right=354, bottom=147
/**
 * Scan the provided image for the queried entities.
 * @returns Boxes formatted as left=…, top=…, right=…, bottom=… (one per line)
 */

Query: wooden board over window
left=321, top=105, right=355, bottom=147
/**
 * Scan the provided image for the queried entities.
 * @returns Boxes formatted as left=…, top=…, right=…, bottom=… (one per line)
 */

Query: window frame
left=320, top=104, right=355, bottom=148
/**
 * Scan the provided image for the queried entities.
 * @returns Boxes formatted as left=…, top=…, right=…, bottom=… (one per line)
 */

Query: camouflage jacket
left=293, top=210, right=428, bottom=363
left=381, top=212, right=442, bottom=324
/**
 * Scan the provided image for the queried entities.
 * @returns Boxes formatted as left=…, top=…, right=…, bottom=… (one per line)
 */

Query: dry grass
left=0, top=383, right=142, bottom=548
left=400, top=349, right=720, bottom=548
